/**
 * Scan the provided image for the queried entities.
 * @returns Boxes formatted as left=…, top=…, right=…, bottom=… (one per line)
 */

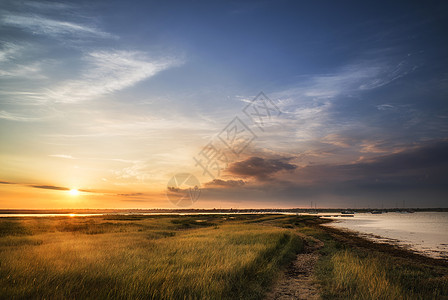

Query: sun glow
left=69, top=189, right=79, bottom=196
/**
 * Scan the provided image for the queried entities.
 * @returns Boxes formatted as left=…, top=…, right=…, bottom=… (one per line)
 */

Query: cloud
left=29, top=184, right=70, bottom=191
left=321, top=134, right=351, bottom=148
left=1, top=14, right=115, bottom=39
left=198, top=140, right=448, bottom=208
left=48, top=154, right=75, bottom=159
left=376, top=104, right=395, bottom=111
left=310, top=59, right=412, bottom=96
left=227, top=156, right=297, bottom=180
left=2, top=181, right=107, bottom=194
left=22, top=1, right=76, bottom=11
left=359, top=141, right=393, bottom=154
left=0, top=42, right=20, bottom=62
left=352, top=139, right=448, bottom=176
left=0, top=62, right=44, bottom=78
left=45, top=50, right=181, bottom=102
left=258, top=55, right=421, bottom=160
left=204, top=179, right=246, bottom=188
left=1, top=181, right=100, bottom=193
left=290, top=139, right=448, bottom=188
left=0, top=42, right=47, bottom=79
left=78, top=189, right=104, bottom=194
left=120, top=199, right=150, bottom=203
left=0, top=110, right=38, bottom=122
left=117, top=192, right=145, bottom=197
left=275, top=57, right=415, bottom=110
left=113, top=161, right=152, bottom=182
left=0, top=3, right=183, bottom=105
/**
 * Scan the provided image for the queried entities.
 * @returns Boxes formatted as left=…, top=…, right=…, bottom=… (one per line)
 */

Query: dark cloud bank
left=227, top=157, right=297, bottom=180
left=204, top=140, right=448, bottom=208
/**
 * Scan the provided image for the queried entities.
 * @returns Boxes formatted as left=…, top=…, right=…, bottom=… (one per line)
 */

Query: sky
left=0, top=0, right=447, bottom=209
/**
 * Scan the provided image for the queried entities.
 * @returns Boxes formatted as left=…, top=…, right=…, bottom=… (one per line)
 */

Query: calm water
left=0, top=214, right=104, bottom=217
left=323, top=212, right=448, bottom=259
left=0, top=212, right=296, bottom=218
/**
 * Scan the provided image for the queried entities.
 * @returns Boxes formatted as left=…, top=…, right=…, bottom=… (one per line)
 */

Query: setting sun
left=69, top=189, right=79, bottom=196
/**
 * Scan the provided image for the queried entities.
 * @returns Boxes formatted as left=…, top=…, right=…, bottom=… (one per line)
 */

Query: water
left=0, top=213, right=104, bottom=217
left=323, top=212, right=448, bottom=259
left=0, top=211, right=297, bottom=218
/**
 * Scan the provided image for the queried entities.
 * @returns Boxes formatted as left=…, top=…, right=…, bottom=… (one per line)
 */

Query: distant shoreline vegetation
left=1, top=207, right=447, bottom=215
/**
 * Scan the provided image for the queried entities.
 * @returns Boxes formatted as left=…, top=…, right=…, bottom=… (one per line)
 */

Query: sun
left=69, top=189, right=79, bottom=196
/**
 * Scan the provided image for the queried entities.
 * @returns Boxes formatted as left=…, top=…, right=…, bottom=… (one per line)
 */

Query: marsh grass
left=329, top=250, right=403, bottom=299
left=0, top=215, right=302, bottom=299
left=319, top=247, right=448, bottom=299
left=0, top=221, right=32, bottom=237
left=289, top=219, right=448, bottom=300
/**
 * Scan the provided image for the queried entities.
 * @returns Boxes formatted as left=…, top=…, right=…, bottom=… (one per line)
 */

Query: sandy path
left=265, top=235, right=323, bottom=300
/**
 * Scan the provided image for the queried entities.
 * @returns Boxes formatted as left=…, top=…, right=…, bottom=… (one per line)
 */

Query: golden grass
left=329, top=250, right=403, bottom=300
left=0, top=215, right=302, bottom=299
left=296, top=222, right=448, bottom=300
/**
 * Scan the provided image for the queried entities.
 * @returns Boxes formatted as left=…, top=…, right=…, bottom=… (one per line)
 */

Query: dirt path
left=265, top=235, right=324, bottom=300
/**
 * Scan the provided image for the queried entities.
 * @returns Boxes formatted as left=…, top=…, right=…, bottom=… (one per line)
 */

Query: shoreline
left=317, top=218, right=448, bottom=267
left=1, top=207, right=447, bottom=215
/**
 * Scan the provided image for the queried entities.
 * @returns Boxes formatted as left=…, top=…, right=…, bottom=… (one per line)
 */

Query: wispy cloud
left=0, top=110, right=39, bottom=122
left=0, top=180, right=108, bottom=194
left=376, top=104, right=396, bottom=111
left=44, top=50, right=181, bottom=102
left=48, top=154, right=75, bottom=159
left=0, top=3, right=183, bottom=104
left=0, top=42, right=20, bottom=62
left=113, top=161, right=152, bottom=182
left=321, top=134, right=351, bottom=148
left=278, top=58, right=415, bottom=103
left=29, top=184, right=69, bottom=191
left=1, top=14, right=115, bottom=39
left=257, top=56, right=418, bottom=159
left=0, top=62, right=44, bottom=78
left=22, top=1, right=76, bottom=11
left=0, top=42, right=46, bottom=78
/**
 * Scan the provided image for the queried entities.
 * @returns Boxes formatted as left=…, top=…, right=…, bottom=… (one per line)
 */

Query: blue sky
left=0, top=0, right=447, bottom=208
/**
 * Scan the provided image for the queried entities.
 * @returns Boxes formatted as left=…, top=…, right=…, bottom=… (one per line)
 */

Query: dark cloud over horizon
left=227, top=157, right=297, bottom=180
left=202, top=139, right=448, bottom=208
left=204, top=179, right=246, bottom=188
left=297, top=139, right=448, bottom=186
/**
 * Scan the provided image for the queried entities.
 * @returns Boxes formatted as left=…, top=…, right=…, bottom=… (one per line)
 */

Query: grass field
left=0, top=215, right=302, bottom=299
left=0, top=214, right=447, bottom=299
